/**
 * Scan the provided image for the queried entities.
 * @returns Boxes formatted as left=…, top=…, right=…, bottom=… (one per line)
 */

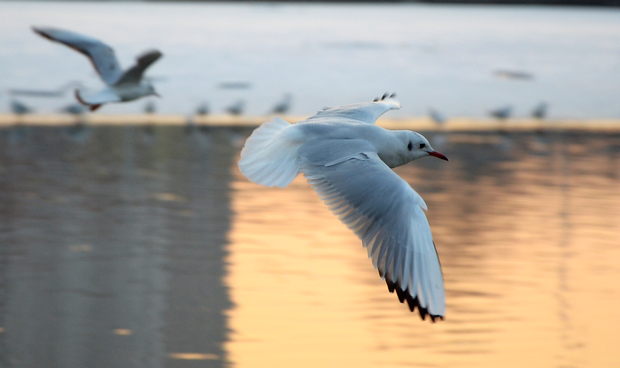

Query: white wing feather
left=305, top=94, right=401, bottom=125
left=32, top=26, right=123, bottom=85
left=239, top=117, right=303, bottom=188
left=298, top=138, right=445, bottom=320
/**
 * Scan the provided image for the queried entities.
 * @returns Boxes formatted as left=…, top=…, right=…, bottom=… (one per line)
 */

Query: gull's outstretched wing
left=113, top=49, right=162, bottom=86
left=32, top=26, right=122, bottom=86
left=299, top=138, right=445, bottom=321
left=304, top=93, right=401, bottom=125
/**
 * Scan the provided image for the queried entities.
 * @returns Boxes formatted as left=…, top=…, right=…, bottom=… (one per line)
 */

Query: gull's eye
left=407, top=142, right=413, bottom=151
left=419, top=143, right=426, bottom=149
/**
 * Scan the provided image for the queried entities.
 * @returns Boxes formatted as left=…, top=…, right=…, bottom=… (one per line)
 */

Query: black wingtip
left=385, top=277, right=444, bottom=322
left=32, top=26, right=51, bottom=40
left=373, top=92, right=396, bottom=102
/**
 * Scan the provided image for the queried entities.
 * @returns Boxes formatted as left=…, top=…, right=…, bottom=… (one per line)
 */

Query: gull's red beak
left=428, top=151, right=449, bottom=161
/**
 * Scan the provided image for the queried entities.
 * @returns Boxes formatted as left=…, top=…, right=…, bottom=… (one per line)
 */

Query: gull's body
left=238, top=94, right=448, bottom=321
left=32, top=26, right=162, bottom=111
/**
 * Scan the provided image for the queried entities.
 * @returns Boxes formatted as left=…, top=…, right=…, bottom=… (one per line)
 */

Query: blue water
left=1, top=2, right=619, bottom=118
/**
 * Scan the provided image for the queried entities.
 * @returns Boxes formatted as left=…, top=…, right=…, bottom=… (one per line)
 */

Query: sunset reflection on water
left=0, top=127, right=619, bottom=368
left=225, top=132, right=620, bottom=368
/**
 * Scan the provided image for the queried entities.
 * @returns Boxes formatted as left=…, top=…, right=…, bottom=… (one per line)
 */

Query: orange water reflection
left=225, top=133, right=620, bottom=368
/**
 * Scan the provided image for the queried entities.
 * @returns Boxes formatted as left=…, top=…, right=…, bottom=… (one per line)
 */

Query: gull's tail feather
left=239, top=117, right=302, bottom=188
left=74, top=90, right=100, bottom=111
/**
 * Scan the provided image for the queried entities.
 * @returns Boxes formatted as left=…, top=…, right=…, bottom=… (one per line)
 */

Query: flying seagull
left=239, top=93, right=448, bottom=321
left=32, top=26, right=162, bottom=111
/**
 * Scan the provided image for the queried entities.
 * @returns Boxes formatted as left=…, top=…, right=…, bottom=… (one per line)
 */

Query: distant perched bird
left=60, top=103, right=90, bottom=139
left=144, top=100, right=156, bottom=114
left=270, top=93, right=292, bottom=115
left=239, top=93, right=448, bottom=321
left=196, top=102, right=209, bottom=116
left=9, top=100, right=33, bottom=140
left=531, top=102, right=548, bottom=119
left=226, top=99, right=245, bottom=116
left=489, top=105, right=512, bottom=120
left=428, top=107, right=447, bottom=125
left=10, top=99, right=33, bottom=115
left=32, top=26, right=162, bottom=112
left=59, top=103, right=87, bottom=115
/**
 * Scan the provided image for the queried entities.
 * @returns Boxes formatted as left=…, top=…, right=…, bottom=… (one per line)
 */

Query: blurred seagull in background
left=428, top=107, right=447, bottom=126
left=269, top=93, right=292, bottom=115
left=10, top=99, right=34, bottom=115
left=196, top=102, right=209, bottom=116
left=239, top=93, right=448, bottom=321
left=32, top=26, right=162, bottom=112
left=59, top=102, right=87, bottom=115
left=144, top=100, right=156, bottom=114
left=226, top=99, right=245, bottom=116
left=489, top=105, right=512, bottom=120
left=58, top=102, right=90, bottom=140
left=8, top=99, right=33, bottom=141
left=531, top=102, right=548, bottom=119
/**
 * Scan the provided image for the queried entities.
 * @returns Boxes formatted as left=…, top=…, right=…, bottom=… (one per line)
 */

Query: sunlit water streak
left=0, top=126, right=619, bottom=367
left=226, top=130, right=620, bottom=368
left=1, top=2, right=619, bottom=118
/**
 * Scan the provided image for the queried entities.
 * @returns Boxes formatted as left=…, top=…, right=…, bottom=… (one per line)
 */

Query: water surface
left=0, top=126, right=619, bottom=367
left=1, top=2, right=619, bottom=118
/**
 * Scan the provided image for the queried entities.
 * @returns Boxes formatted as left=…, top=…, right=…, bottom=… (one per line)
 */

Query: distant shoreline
left=2, top=114, right=620, bottom=132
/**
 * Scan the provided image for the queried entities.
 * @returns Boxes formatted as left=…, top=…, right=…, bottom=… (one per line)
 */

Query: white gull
left=32, top=26, right=162, bottom=111
left=238, top=93, right=448, bottom=321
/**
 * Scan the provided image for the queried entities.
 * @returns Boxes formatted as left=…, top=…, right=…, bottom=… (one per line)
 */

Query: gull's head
left=403, top=131, right=448, bottom=162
